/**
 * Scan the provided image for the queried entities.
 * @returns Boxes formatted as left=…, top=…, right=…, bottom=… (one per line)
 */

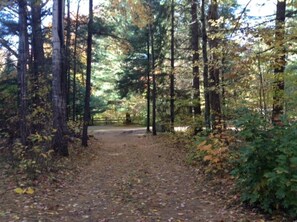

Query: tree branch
left=0, top=37, right=17, bottom=57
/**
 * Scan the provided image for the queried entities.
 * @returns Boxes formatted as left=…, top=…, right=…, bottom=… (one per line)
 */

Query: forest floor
left=0, top=126, right=288, bottom=221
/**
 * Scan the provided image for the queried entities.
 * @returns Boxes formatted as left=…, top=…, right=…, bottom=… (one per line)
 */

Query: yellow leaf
left=14, top=187, right=35, bottom=195
left=12, top=215, right=20, bottom=220
left=25, top=187, right=34, bottom=195
left=14, top=187, right=24, bottom=194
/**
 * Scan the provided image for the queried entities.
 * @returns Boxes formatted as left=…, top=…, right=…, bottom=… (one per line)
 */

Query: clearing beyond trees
left=0, top=126, right=275, bottom=221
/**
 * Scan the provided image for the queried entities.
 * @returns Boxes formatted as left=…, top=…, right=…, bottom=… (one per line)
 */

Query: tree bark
left=272, top=0, right=286, bottom=125
left=72, top=0, right=81, bottom=121
left=170, top=0, right=175, bottom=132
left=151, top=24, right=157, bottom=136
left=201, top=0, right=210, bottom=129
left=257, top=55, right=264, bottom=115
left=31, top=0, right=45, bottom=84
left=30, top=0, right=47, bottom=132
left=191, top=0, right=201, bottom=117
left=82, top=0, right=93, bottom=146
left=208, top=0, right=221, bottom=131
left=146, top=26, right=151, bottom=133
left=17, top=0, right=29, bottom=145
left=65, top=0, right=71, bottom=120
left=52, top=0, right=69, bottom=156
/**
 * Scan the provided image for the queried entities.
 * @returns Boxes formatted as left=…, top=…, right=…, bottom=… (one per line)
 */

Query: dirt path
left=0, top=126, right=267, bottom=221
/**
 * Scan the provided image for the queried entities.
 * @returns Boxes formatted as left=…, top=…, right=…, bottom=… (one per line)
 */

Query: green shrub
left=233, top=109, right=297, bottom=217
left=12, top=131, right=55, bottom=180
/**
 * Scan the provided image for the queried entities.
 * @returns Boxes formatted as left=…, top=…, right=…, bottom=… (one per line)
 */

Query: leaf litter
left=0, top=126, right=290, bottom=221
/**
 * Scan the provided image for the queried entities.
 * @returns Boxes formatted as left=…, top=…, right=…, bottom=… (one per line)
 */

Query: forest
left=1, top=0, right=297, bottom=220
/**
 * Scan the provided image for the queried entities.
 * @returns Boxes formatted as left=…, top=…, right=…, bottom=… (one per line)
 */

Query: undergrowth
left=187, top=129, right=235, bottom=176
left=232, top=109, right=297, bottom=218
left=184, top=108, right=297, bottom=219
left=0, top=120, right=83, bottom=186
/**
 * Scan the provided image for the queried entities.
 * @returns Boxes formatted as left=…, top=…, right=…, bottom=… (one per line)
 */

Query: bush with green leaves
left=233, top=109, right=297, bottom=217
left=12, top=132, right=55, bottom=180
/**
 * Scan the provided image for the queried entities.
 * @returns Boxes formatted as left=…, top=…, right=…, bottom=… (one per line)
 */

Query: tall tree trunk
left=191, top=0, right=202, bottom=134
left=82, top=0, right=93, bottom=146
left=272, top=0, right=286, bottom=125
left=201, top=0, right=210, bottom=129
left=151, top=24, right=157, bottom=136
left=18, top=0, right=28, bottom=145
left=170, top=0, right=175, bottom=132
left=30, top=0, right=46, bottom=132
left=146, top=26, right=151, bottom=133
left=257, top=55, right=264, bottom=114
left=72, top=0, right=81, bottom=121
left=31, top=0, right=45, bottom=84
left=208, top=0, right=221, bottom=131
left=52, top=0, right=69, bottom=156
left=191, top=0, right=201, bottom=116
left=221, top=55, right=227, bottom=129
left=65, top=0, right=71, bottom=120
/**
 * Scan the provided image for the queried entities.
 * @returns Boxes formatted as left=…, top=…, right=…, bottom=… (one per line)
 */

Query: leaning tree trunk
left=52, top=0, right=69, bottom=156
left=18, top=0, right=29, bottom=145
left=82, top=0, right=93, bottom=146
left=208, top=0, right=221, bottom=131
left=201, top=0, right=210, bottom=129
left=272, top=0, right=286, bottom=125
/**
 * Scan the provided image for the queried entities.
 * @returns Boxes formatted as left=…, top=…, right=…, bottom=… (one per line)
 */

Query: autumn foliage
left=196, top=134, right=231, bottom=174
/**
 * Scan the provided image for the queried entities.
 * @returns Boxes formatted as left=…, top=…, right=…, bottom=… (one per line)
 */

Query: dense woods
left=1, top=0, right=297, bottom=218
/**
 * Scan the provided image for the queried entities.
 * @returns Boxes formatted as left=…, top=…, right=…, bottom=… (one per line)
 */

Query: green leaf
left=275, top=167, right=289, bottom=174
left=290, top=157, right=297, bottom=168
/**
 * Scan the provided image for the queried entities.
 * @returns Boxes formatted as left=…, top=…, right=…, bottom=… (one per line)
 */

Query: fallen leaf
left=14, top=187, right=24, bottom=194
left=25, top=187, right=34, bottom=195
left=14, top=187, right=34, bottom=195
